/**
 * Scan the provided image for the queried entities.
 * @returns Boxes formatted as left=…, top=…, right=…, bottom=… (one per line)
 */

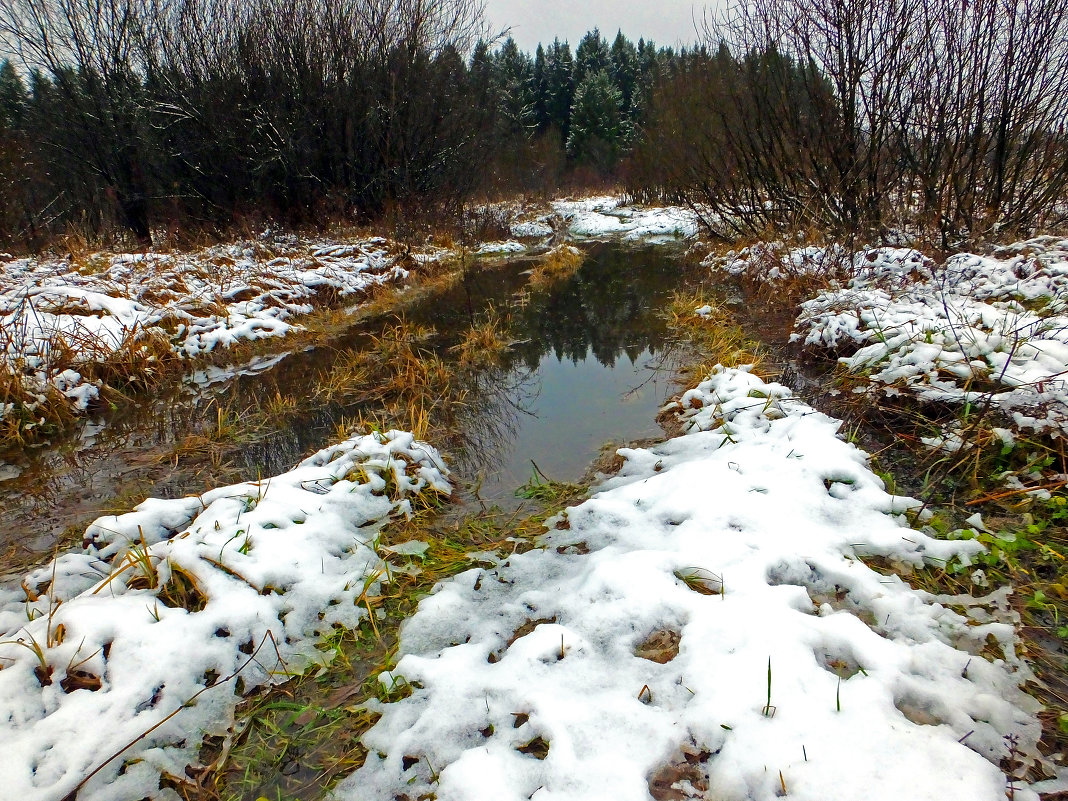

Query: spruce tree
left=566, top=69, right=628, bottom=170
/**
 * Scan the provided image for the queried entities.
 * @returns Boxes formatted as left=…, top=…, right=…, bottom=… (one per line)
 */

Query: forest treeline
left=0, top=0, right=1065, bottom=251
left=0, top=0, right=688, bottom=249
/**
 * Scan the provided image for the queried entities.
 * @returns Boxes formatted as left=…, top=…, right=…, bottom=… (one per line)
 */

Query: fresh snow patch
left=552, top=196, right=699, bottom=242
left=773, top=240, right=1068, bottom=436
left=334, top=366, right=1042, bottom=801
left=476, top=240, right=528, bottom=255
left=0, top=430, right=449, bottom=801
left=511, top=220, right=555, bottom=239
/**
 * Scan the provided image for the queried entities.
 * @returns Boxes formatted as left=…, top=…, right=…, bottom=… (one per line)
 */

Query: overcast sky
left=481, top=0, right=715, bottom=52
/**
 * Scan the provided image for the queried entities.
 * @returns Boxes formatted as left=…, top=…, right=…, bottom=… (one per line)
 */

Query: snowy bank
left=709, top=238, right=1068, bottom=437
left=552, top=196, right=699, bottom=242
left=0, top=430, right=449, bottom=801
left=0, top=237, right=411, bottom=422
left=335, top=366, right=1043, bottom=801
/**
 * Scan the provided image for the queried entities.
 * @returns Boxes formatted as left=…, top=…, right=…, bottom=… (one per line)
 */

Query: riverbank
left=2, top=202, right=1067, bottom=800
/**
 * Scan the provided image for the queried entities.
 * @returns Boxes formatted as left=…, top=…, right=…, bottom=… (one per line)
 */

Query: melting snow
left=334, top=367, right=1042, bottom=801
left=0, top=430, right=449, bottom=801
left=553, top=196, right=699, bottom=242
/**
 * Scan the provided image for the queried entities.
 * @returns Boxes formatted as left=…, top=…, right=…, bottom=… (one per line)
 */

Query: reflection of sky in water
left=1, top=243, right=696, bottom=555
left=471, top=346, right=672, bottom=498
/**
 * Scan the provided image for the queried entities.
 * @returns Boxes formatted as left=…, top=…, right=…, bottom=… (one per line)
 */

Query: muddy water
left=0, top=243, right=700, bottom=571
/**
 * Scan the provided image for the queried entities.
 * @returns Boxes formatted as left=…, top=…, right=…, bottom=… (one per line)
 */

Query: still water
left=0, top=243, right=699, bottom=567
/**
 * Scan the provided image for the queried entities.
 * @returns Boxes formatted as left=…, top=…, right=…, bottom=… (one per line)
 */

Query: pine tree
left=575, top=29, right=611, bottom=85
left=610, top=32, right=638, bottom=121
left=544, top=39, right=575, bottom=139
left=0, top=61, right=27, bottom=130
left=566, top=69, right=628, bottom=170
left=532, top=44, right=549, bottom=131
left=494, top=37, right=535, bottom=140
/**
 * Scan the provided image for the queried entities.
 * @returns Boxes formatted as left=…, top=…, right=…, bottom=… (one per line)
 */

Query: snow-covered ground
left=0, top=430, right=450, bottom=801
left=1, top=198, right=700, bottom=428
left=0, top=358, right=1053, bottom=798
left=335, top=366, right=1045, bottom=801
left=715, top=239, right=1068, bottom=438
left=552, top=196, right=700, bottom=242
left=0, top=237, right=415, bottom=415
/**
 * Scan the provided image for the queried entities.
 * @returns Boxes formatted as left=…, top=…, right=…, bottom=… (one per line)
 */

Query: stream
left=0, top=243, right=702, bottom=572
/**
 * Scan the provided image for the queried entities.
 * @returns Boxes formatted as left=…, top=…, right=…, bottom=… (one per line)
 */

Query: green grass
left=202, top=483, right=587, bottom=801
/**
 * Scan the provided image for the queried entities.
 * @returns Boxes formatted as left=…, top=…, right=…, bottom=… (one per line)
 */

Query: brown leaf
left=635, top=629, right=681, bottom=664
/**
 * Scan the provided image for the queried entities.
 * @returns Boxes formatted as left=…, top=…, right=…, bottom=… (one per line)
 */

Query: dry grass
left=166, top=401, right=253, bottom=468
left=666, top=289, right=768, bottom=383
left=316, top=318, right=462, bottom=443
left=451, top=309, right=510, bottom=369
left=526, top=245, right=585, bottom=291
left=0, top=302, right=183, bottom=449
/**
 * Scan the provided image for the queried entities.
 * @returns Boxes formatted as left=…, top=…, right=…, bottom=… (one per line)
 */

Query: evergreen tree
left=609, top=32, right=639, bottom=120
left=574, top=29, right=611, bottom=85
left=567, top=69, right=628, bottom=170
left=532, top=44, right=549, bottom=131
left=0, top=61, right=27, bottom=130
left=543, top=39, right=575, bottom=139
left=494, top=37, right=535, bottom=140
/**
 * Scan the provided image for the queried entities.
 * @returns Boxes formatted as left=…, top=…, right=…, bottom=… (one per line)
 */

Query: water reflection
left=0, top=243, right=698, bottom=565
left=410, top=244, right=694, bottom=500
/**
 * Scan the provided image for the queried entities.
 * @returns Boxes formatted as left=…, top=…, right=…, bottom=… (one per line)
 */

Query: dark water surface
left=0, top=243, right=699, bottom=569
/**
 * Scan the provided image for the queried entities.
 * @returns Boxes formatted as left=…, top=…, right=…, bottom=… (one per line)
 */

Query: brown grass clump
left=527, top=245, right=585, bottom=290
left=452, top=309, right=510, bottom=369
left=0, top=364, right=76, bottom=447
left=166, top=401, right=252, bottom=467
left=666, top=289, right=768, bottom=381
left=317, top=317, right=463, bottom=443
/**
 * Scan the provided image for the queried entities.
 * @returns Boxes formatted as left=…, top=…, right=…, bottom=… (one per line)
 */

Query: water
left=0, top=243, right=700, bottom=569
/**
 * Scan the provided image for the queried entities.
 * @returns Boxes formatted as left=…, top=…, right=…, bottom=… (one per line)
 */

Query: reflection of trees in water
left=448, top=362, right=540, bottom=480
left=445, top=247, right=699, bottom=484
left=509, top=246, right=687, bottom=370
left=442, top=245, right=696, bottom=481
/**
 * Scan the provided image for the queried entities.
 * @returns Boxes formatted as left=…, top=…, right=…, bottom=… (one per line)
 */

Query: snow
left=0, top=236, right=411, bottom=421
left=708, top=242, right=863, bottom=282
left=553, top=196, right=699, bottom=242
left=511, top=220, right=555, bottom=239
left=714, top=241, right=1068, bottom=437
left=0, top=430, right=450, bottom=801
left=334, top=366, right=1043, bottom=801
left=476, top=240, right=529, bottom=255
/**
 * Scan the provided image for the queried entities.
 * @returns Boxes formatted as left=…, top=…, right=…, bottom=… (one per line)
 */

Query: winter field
left=2, top=198, right=1067, bottom=801
left=0, top=198, right=696, bottom=440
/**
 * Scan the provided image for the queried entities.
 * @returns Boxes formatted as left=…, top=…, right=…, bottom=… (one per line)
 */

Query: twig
left=966, top=479, right=1067, bottom=506
left=60, top=629, right=286, bottom=801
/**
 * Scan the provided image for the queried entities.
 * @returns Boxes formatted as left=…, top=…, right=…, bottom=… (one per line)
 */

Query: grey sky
left=481, top=0, right=715, bottom=53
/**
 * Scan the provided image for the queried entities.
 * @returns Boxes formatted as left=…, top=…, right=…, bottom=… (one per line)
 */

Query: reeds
left=526, top=245, right=585, bottom=291
left=316, top=317, right=468, bottom=443
left=451, top=309, right=510, bottom=369
left=666, top=290, right=767, bottom=380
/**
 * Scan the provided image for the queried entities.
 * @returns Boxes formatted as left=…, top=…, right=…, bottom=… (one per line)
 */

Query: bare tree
left=634, top=0, right=1068, bottom=242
